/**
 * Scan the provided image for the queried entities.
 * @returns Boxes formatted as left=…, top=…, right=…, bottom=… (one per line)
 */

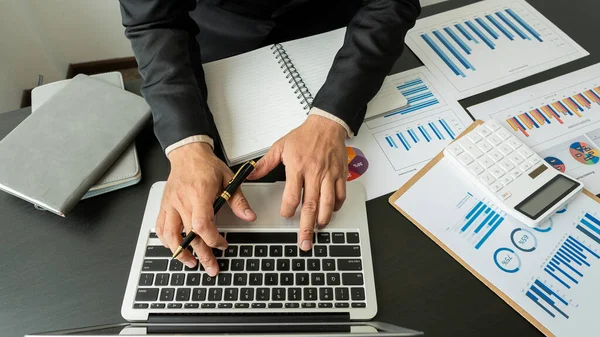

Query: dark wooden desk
left=1, top=0, right=599, bottom=336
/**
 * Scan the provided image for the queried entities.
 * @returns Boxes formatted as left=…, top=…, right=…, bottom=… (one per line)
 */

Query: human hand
left=157, top=142, right=257, bottom=276
left=248, top=114, right=348, bottom=251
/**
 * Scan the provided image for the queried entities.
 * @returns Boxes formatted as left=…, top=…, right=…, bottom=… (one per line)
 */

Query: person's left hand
left=248, top=113, right=348, bottom=251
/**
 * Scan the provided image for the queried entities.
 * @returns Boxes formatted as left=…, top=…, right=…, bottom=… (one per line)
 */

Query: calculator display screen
left=515, top=175, right=579, bottom=219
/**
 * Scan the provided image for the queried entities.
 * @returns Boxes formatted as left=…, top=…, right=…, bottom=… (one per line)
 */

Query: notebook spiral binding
left=271, top=43, right=313, bottom=111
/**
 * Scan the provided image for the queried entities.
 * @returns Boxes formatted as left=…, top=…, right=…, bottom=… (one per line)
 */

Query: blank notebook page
left=281, top=28, right=346, bottom=97
left=204, top=46, right=306, bottom=162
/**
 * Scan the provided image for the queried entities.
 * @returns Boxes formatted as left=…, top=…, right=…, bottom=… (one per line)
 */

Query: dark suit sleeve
left=119, top=0, right=217, bottom=152
left=311, top=0, right=421, bottom=135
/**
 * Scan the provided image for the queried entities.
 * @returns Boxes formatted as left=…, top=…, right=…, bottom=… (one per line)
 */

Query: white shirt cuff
left=309, top=107, right=355, bottom=139
left=165, top=135, right=215, bottom=156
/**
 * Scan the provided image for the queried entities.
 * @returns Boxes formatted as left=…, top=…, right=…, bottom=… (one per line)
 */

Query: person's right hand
left=156, top=142, right=257, bottom=276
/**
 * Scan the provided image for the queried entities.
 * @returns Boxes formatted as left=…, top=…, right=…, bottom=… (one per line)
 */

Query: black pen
left=172, top=160, right=256, bottom=259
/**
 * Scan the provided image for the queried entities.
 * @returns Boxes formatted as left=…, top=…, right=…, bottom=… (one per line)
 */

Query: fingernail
left=184, top=260, right=197, bottom=268
left=301, top=240, right=312, bottom=251
left=244, top=208, right=255, bottom=219
left=206, top=267, right=217, bottom=276
left=218, top=245, right=228, bottom=251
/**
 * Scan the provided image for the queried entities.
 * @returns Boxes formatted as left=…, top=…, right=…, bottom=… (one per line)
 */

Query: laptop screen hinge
left=147, top=313, right=351, bottom=334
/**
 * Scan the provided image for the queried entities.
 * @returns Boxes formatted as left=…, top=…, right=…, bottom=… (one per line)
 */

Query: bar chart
left=526, top=279, right=570, bottom=319
left=406, top=0, right=587, bottom=98
left=383, top=118, right=456, bottom=151
left=451, top=198, right=505, bottom=250
left=382, top=77, right=441, bottom=119
left=543, top=235, right=599, bottom=289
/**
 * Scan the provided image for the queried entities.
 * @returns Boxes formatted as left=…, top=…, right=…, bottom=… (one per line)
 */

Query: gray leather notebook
left=0, top=74, right=151, bottom=216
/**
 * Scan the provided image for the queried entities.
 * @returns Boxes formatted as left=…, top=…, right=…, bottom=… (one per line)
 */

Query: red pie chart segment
left=347, top=147, right=369, bottom=181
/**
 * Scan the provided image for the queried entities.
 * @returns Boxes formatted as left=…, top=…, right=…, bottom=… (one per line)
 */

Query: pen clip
left=229, top=160, right=256, bottom=184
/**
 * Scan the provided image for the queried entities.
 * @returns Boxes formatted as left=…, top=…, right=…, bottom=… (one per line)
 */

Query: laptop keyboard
left=133, top=231, right=367, bottom=310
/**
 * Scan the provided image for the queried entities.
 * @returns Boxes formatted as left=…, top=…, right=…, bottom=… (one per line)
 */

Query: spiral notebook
left=203, top=27, right=407, bottom=165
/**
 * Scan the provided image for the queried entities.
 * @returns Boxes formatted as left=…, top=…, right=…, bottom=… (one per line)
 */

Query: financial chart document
left=469, top=63, right=600, bottom=194
left=405, top=0, right=588, bottom=99
left=396, top=158, right=600, bottom=337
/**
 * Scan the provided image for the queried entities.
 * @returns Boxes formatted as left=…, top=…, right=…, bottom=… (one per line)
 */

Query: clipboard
left=388, top=119, right=600, bottom=337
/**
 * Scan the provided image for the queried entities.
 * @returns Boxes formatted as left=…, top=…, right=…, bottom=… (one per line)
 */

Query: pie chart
left=544, top=156, right=566, bottom=172
left=347, top=147, right=369, bottom=181
left=569, top=142, right=600, bottom=165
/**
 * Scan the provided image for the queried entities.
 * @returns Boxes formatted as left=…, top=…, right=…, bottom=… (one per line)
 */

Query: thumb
left=248, top=141, right=283, bottom=180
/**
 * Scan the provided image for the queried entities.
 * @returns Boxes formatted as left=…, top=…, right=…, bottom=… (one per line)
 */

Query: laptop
left=26, top=181, right=422, bottom=336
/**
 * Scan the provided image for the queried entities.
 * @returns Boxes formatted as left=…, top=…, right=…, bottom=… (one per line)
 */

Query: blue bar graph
left=385, top=136, right=398, bottom=148
left=496, top=11, right=529, bottom=40
left=432, top=30, right=475, bottom=71
left=439, top=119, right=456, bottom=139
left=486, top=14, right=514, bottom=40
left=421, top=33, right=465, bottom=77
left=444, top=27, right=471, bottom=54
left=465, top=20, right=495, bottom=50
left=458, top=200, right=504, bottom=249
left=544, top=235, right=599, bottom=289
left=407, top=129, right=418, bottom=143
left=526, top=279, right=569, bottom=319
left=475, top=17, right=499, bottom=40
left=397, top=133, right=410, bottom=150
left=455, top=23, right=478, bottom=43
left=428, top=122, right=443, bottom=140
left=418, top=125, right=431, bottom=142
left=576, top=213, right=600, bottom=244
left=384, top=119, right=456, bottom=151
left=384, top=77, right=440, bottom=118
left=506, top=8, right=543, bottom=42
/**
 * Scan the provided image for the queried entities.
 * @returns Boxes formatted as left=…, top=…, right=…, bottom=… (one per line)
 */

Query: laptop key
left=212, top=248, right=223, bottom=257
left=256, top=288, right=270, bottom=301
left=284, top=245, right=297, bottom=257
left=186, top=273, right=201, bottom=286
left=338, top=259, right=362, bottom=271
left=219, top=303, right=233, bottom=308
left=184, top=263, right=198, bottom=271
left=307, top=259, right=320, bottom=271
left=285, top=303, right=300, bottom=308
left=296, top=273, right=309, bottom=285
left=255, top=245, right=268, bottom=257
left=270, top=245, right=283, bottom=257
left=202, top=274, right=216, bottom=286
left=217, top=273, right=231, bottom=286
left=311, top=273, right=325, bottom=286
left=155, top=273, right=169, bottom=286
left=169, top=259, right=184, bottom=271
left=176, top=288, right=191, bottom=301
left=346, top=233, right=360, bottom=244
left=277, top=259, right=290, bottom=271
left=225, top=246, right=238, bottom=257
left=139, top=273, right=154, bottom=286
left=224, top=288, right=238, bottom=301
left=342, top=273, right=364, bottom=285
left=314, top=246, right=327, bottom=257
left=231, top=259, right=244, bottom=271
left=317, top=233, right=330, bottom=243
left=281, top=273, right=294, bottom=285
left=299, top=248, right=312, bottom=257
left=185, top=303, right=199, bottom=308
left=288, top=288, right=301, bottom=301
left=319, top=287, right=333, bottom=301
left=241, top=288, right=254, bottom=301
left=261, top=259, right=275, bottom=271
left=135, top=288, right=158, bottom=301
left=332, top=233, right=345, bottom=244
left=240, top=246, right=253, bottom=257
left=351, top=287, right=365, bottom=301
left=249, top=273, right=263, bottom=285
left=335, top=303, right=349, bottom=308
left=168, top=303, right=182, bottom=309
left=149, top=232, right=158, bottom=239
left=246, top=259, right=259, bottom=271
left=234, top=273, right=247, bottom=286
left=235, top=303, right=250, bottom=308
left=269, top=303, right=283, bottom=308
left=145, top=246, right=171, bottom=257
left=217, top=259, right=229, bottom=271
left=265, top=273, right=278, bottom=286
left=322, top=259, right=335, bottom=271
left=304, top=288, right=317, bottom=301
left=319, top=303, right=333, bottom=308
left=227, top=232, right=296, bottom=244
left=159, top=288, right=174, bottom=301
left=202, top=303, right=216, bottom=308
left=327, top=273, right=340, bottom=286
left=352, top=303, right=366, bottom=308
left=272, top=288, right=285, bottom=301
left=208, top=288, right=222, bottom=301
left=191, top=288, right=206, bottom=301
left=252, top=303, right=267, bottom=308
left=330, top=246, right=361, bottom=257
left=143, top=259, right=168, bottom=271
left=292, top=259, right=305, bottom=271
left=335, top=288, right=349, bottom=301
left=171, top=273, right=185, bottom=286
left=151, top=303, right=166, bottom=309
left=302, top=303, right=316, bottom=308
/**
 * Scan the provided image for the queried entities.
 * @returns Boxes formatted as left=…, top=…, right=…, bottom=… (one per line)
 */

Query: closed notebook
left=0, top=74, right=151, bottom=216
left=31, top=72, right=142, bottom=199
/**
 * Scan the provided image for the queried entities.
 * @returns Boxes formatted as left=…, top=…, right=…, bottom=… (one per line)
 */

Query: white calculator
left=444, top=120, right=583, bottom=228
